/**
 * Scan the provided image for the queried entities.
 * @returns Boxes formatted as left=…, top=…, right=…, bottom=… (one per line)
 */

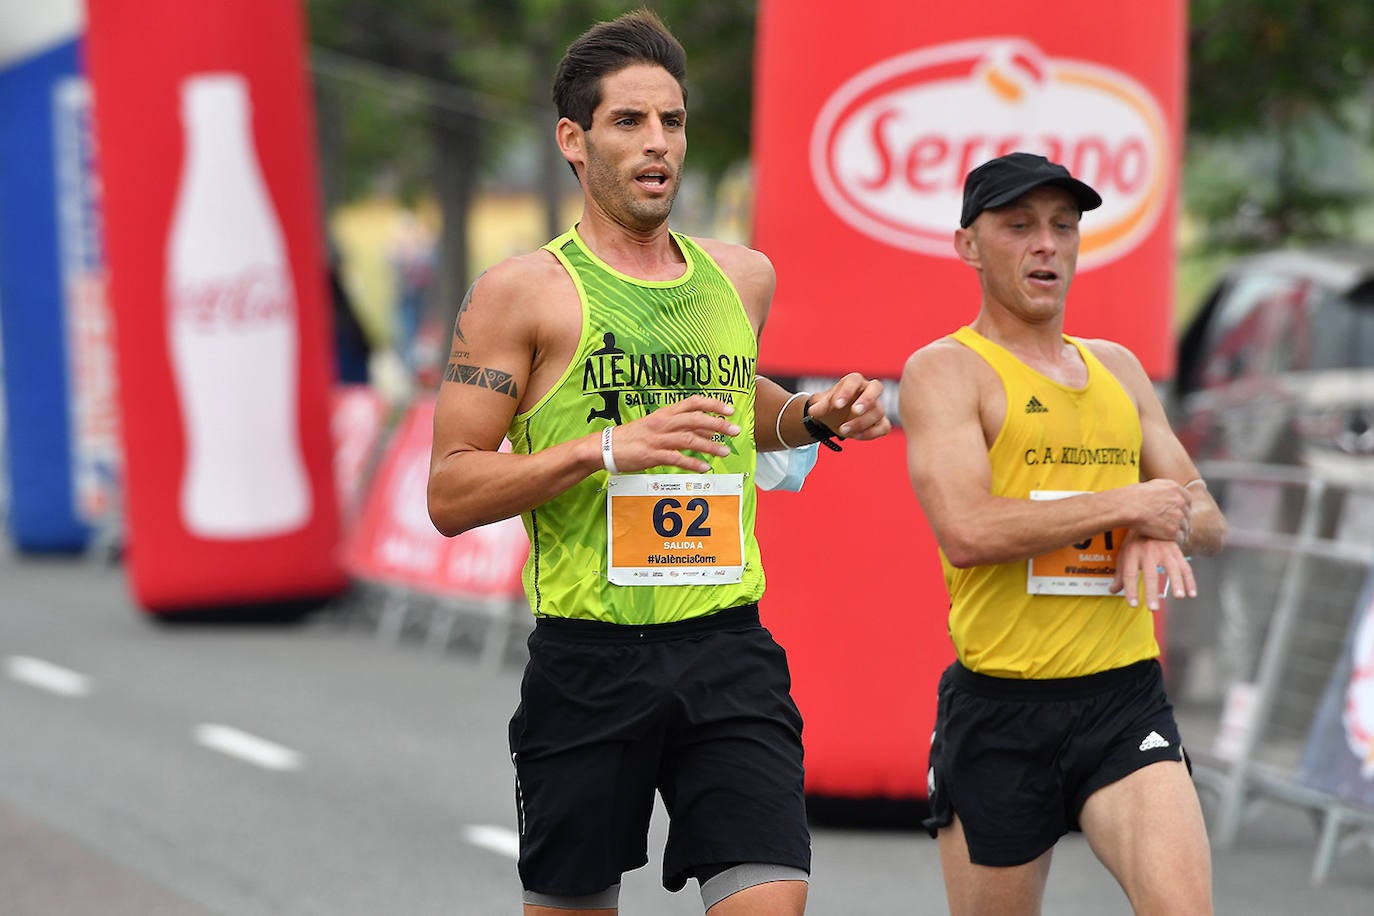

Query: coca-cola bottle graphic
left=166, top=73, right=310, bottom=538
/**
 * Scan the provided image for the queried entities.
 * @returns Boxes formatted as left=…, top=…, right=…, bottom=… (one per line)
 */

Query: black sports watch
left=802, top=397, right=844, bottom=452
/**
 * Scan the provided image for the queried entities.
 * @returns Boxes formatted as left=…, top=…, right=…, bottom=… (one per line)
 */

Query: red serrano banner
left=754, top=2, right=1183, bottom=379
left=346, top=397, right=528, bottom=602
left=751, top=1, right=1186, bottom=801
left=84, top=0, right=345, bottom=610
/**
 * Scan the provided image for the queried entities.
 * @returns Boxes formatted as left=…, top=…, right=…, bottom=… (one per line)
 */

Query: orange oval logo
left=811, top=38, right=1169, bottom=269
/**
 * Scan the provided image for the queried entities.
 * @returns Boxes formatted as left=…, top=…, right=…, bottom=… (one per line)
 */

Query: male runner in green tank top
left=899, top=152, right=1227, bottom=915
left=427, top=11, right=890, bottom=916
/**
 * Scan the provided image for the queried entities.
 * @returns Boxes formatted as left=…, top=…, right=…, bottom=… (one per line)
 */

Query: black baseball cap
left=959, top=152, right=1102, bottom=228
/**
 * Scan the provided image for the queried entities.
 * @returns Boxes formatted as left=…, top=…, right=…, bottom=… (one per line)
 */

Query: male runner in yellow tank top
left=899, top=152, right=1226, bottom=915
left=426, top=11, right=890, bottom=916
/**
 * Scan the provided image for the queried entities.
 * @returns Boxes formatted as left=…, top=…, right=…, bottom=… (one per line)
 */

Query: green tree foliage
left=1186, top=0, right=1374, bottom=247
left=1188, top=0, right=1371, bottom=135
left=309, top=0, right=755, bottom=182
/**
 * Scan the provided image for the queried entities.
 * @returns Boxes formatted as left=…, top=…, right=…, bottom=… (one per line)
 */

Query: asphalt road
left=3, top=548, right=1372, bottom=914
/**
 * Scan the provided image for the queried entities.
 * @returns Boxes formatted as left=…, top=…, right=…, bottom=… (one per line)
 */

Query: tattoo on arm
left=454, top=273, right=485, bottom=344
left=446, top=272, right=515, bottom=397
left=443, top=362, right=519, bottom=398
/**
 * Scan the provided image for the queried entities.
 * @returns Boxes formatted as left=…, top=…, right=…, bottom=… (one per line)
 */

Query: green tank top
left=507, top=227, right=765, bottom=624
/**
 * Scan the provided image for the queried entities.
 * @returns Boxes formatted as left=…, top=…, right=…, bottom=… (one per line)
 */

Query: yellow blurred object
left=328, top=191, right=580, bottom=350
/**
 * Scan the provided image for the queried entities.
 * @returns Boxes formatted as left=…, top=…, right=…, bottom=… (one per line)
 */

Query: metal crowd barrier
left=376, top=584, right=531, bottom=671
left=337, top=582, right=532, bottom=673
left=1173, top=461, right=1374, bottom=884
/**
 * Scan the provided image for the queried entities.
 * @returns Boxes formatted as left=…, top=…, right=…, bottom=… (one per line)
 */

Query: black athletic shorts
left=923, top=658, right=1189, bottom=867
left=508, top=603, right=811, bottom=897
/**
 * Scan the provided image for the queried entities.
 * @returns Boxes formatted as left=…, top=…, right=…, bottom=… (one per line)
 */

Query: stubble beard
left=584, top=150, right=680, bottom=233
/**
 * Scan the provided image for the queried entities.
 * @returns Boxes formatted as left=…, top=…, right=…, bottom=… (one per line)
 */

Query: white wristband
left=601, top=426, right=619, bottom=474
left=775, top=391, right=810, bottom=450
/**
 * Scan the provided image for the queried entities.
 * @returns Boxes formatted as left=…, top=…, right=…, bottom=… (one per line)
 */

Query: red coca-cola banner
left=84, top=0, right=345, bottom=610
left=751, top=1, right=1185, bottom=800
left=346, top=397, right=529, bottom=601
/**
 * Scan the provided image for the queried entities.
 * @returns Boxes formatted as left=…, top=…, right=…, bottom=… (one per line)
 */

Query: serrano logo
left=811, top=38, right=1170, bottom=269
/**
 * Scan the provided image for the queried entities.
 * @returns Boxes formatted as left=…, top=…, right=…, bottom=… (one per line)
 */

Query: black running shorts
left=923, top=658, right=1188, bottom=867
left=508, top=603, right=811, bottom=897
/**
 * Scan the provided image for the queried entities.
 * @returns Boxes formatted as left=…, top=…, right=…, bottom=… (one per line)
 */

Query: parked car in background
left=1172, top=246, right=1374, bottom=482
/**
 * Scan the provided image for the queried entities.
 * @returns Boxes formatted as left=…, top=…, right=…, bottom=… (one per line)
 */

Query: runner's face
left=581, top=64, right=686, bottom=232
left=968, top=187, right=1080, bottom=321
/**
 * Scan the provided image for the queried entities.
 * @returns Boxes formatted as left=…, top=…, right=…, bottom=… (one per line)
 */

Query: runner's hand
left=804, top=373, right=891, bottom=441
left=1125, top=478, right=1192, bottom=543
left=603, top=395, right=740, bottom=473
left=1110, top=531, right=1196, bottom=610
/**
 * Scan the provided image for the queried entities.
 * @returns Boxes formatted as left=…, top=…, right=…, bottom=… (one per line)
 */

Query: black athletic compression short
left=923, top=658, right=1188, bottom=866
left=508, top=603, right=811, bottom=896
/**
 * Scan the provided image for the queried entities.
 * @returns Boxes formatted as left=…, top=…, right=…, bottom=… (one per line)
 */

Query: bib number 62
left=652, top=497, right=711, bottom=538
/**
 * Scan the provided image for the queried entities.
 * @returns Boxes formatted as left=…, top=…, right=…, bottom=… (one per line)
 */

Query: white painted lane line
left=5, top=655, right=92, bottom=697
left=461, top=824, right=519, bottom=860
left=193, top=724, right=303, bottom=772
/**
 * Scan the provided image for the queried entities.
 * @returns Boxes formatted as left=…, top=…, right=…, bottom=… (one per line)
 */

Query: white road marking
left=193, top=724, right=303, bottom=772
left=5, top=655, right=92, bottom=697
left=462, top=824, right=519, bottom=859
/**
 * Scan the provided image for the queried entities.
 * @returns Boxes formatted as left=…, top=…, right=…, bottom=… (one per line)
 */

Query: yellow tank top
left=506, top=227, right=765, bottom=624
left=942, top=325, right=1158, bottom=678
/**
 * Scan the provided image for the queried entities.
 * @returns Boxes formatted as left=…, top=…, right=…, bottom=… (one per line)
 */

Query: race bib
left=1027, top=490, right=1127, bottom=596
left=605, top=473, right=745, bottom=586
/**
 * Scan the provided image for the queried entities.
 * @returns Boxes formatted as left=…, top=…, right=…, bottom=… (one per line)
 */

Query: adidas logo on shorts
left=1139, top=731, right=1170, bottom=752
left=1025, top=396, right=1048, bottom=414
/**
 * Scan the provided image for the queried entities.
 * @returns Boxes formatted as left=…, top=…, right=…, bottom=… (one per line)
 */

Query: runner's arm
left=899, top=341, right=1191, bottom=568
left=696, top=239, right=890, bottom=450
left=755, top=375, right=890, bottom=451
left=1091, top=340, right=1226, bottom=557
left=427, top=260, right=596, bottom=536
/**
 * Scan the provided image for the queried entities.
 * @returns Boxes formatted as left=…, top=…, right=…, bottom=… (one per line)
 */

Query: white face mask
left=754, top=442, right=820, bottom=492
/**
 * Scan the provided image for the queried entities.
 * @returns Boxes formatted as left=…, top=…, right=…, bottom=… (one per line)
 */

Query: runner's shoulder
left=474, top=248, right=576, bottom=314
left=903, top=333, right=983, bottom=381
left=689, top=237, right=774, bottom=284
left=1079, top=336, right=1147, bottom=378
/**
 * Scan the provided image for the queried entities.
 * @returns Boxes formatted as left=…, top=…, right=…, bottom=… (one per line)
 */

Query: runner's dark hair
left=552, top=8, right=688, bottom=130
